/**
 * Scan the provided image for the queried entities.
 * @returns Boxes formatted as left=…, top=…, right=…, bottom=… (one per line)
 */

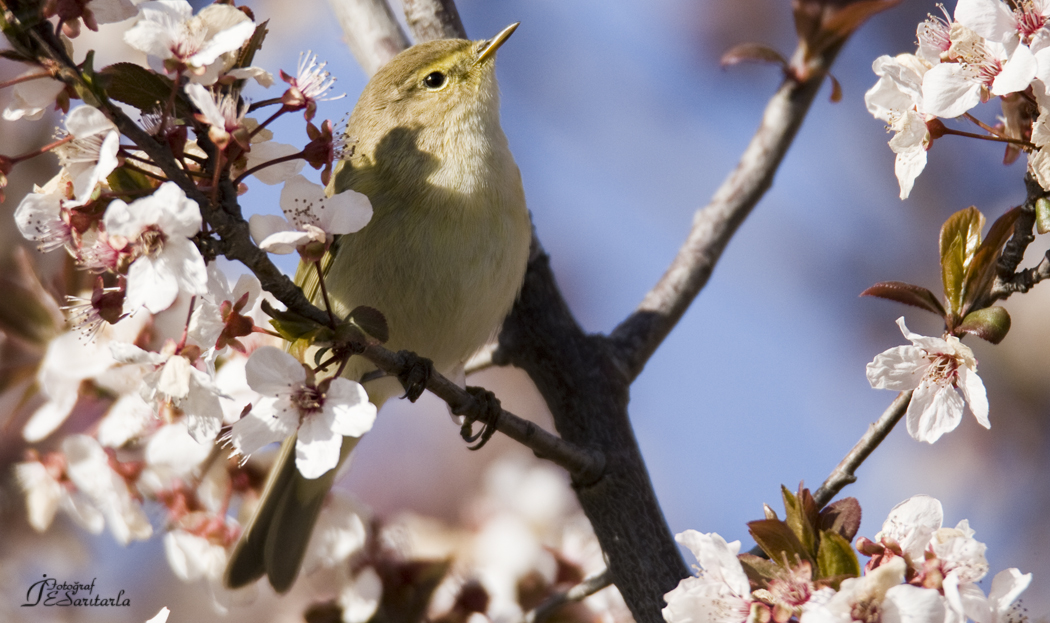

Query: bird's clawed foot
left=454, top=387, right=501, bottom=450
left=397, top=350, right=433, bottom=402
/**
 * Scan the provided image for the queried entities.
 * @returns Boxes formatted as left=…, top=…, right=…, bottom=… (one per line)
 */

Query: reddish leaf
left=828, top=72, right=842, bottom=102
left=819, top=497, right=861, bottom=543
left=860, top=281, right=946, bottom=317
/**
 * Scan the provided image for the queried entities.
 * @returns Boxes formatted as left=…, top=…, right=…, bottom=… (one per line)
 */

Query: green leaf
left=781, top=485, right=818, bottom=559
left=748, top=519, right=813, bottom=566
left=261, top=299, right=325, bottom=342
left=816, top=530, right=861, bottom=582
left=347, top=305, right=389, bottom=343
left=1037, top=198, right=1050, bottom=235
left=961, top=207, right=1021, bottom=314
left=940, top=207, right=985, bottom=316
left=860, top=281, right=946, bottom=318
left=98, top=63, right=191, bottom=117
left=958, top=306, right=1011, bottom=344
left=819, top=497, right=862, bottom=543
left=107, top=167, right=153, bottom=193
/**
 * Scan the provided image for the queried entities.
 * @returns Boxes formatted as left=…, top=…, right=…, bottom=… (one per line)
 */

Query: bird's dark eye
left=423, top=71, right=447, bottom=89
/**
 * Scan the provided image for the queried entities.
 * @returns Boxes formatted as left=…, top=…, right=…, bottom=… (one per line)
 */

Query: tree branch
left=326, top=0, right=410, bottom=77
left=812, top=391, right=912, bottom=508
left=990, top=174, right=1050, bottom=300
left=524, top=569, right=613, bottom=623
left=402, top=0, right=466, bottom=42
left=609, top=48, right=844, bottom=382
left=358, top=344, right=605, bottom=482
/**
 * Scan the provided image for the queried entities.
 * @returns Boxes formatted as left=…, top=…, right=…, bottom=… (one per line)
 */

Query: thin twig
left=359, top=344, right=605, bottom=483
left=524, top=569, right=614, bottom=623
left=812, top=391, right=912, bottom=508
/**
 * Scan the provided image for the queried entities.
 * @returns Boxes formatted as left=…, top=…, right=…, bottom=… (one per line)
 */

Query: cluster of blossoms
left=0, top=0, right=391, bottom=615
left=867, top=0, right=1050, bottom=198
left=663, top=494, right=1031, bottom=623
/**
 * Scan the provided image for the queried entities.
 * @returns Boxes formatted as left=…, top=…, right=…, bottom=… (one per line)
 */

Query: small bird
left=224, top=24, right=532, bottom=592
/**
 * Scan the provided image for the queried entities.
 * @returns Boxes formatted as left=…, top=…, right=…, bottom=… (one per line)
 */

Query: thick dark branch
left=357, top=344, right=605, bottom=480
left=402, top=0, right=466, bottom=42
left=609, top=49, right=843, bottom=381
left=990, top=174, right=1050, bottom=300
left=813, top=391, right=912, bottom=508
left=326, top=0, right=410, bottom=77
left=500, top=252, right=688, bottom=623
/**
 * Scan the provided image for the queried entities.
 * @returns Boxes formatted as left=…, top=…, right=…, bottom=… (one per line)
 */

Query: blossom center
left=924, top=351, right=960, bottom=387
left=292, top=385, right=324, bottom=418
left=850, top=599, right=881, bottom=623
left=1015, top=2, right=1048, bottom=41
left=139, top=226, right=168, bottom=258
left=918, top=7, right=952, bottom=57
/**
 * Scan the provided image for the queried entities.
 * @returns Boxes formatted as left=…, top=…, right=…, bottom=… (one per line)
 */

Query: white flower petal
left=880, top=495, right=943, bottom=563
left=326, top=378, right=377, bottom=438
left=954, top=0, right=1018, bottom=43
left=992, top=43, right=1037, bottom=96
left=907, top=381, right=965, bottom=443
left=126, top=255, right=180, bottom=313
left=245, top=346, right=306, bottom=395
left=989, top=568, right=1032, bottom=612
left=323, top=188, right=373, bottom=235
left=866, top=345, right=927, bottom=390
left=882, top=585, right=947, bottom=623
left=244, top=141, right=305, bottom=185
left=187, top=20, right=254, bottom=67
left=295, top=414, right=342, bottom=479
left=674, top=531, right=751, bottom=598
left=922, top=63, right=983, bottom=118
left=957, top=365, right=990, bottom=428
left=228, top=398, right=297, bottom=456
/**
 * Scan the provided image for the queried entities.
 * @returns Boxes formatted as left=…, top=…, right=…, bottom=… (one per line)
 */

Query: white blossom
left=2, top=72, right=65, bottom=121
left=110, top=340, right=224, bottom=443
left=866, top=317, right=988, bottom=443
left=226, top=346, right=376, bottom=479
left=62, top=435, right=152, bottom=545
left=123, top=0, right=255, bottom=85
left=866, top=54, right=934, bottom=199
left=55, top=106, right=120, bottom=205
left=922, top=23, right=1037, bottom=118
left=103, top=181, right=209, bottom=314
left=14, top=458, right=104, bottom=533
left=876, top=495, right=945, bottom=566
left=662, top=531, right=756, bottom=623
left=339, top=566, right=383, bottom=623
left=249, top=174, right=372, bottom=254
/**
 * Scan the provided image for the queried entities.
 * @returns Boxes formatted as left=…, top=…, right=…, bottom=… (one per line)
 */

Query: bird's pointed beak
left=474, top=22, right=519, bottom=66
